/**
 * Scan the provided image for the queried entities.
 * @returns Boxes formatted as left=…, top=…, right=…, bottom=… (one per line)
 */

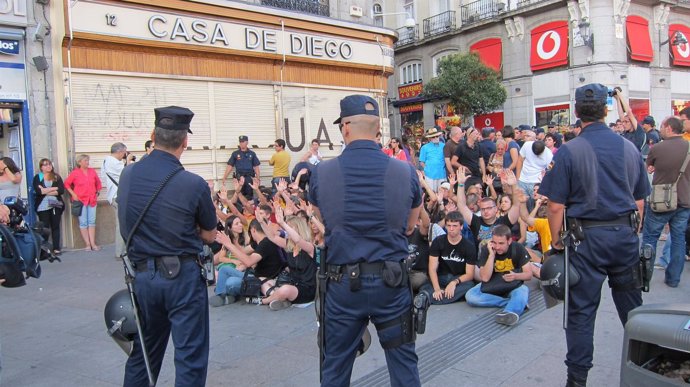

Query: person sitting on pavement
left=517, top=189, right=552, bottom=278
left=406, top=181, right=432, bottom=292
left=215, top=219, right=286, bottom=304
left=456, top=168, right=520, bottom=249
left=420, top=211, right=476, bottom=304
left=209, top=215, right=252, bottom=307
left=259, top=205, right=317, bottom=310
left=465, top=224, right=532, bottom=326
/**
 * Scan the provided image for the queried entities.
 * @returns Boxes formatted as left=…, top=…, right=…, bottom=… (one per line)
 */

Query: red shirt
left=64, top=168, right=102, bottom=207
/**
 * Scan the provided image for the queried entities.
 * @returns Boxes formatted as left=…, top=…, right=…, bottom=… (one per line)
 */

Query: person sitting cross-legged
left=465, top=224, right=532, bottom=326
left=420, top=211, right=476, bottom=304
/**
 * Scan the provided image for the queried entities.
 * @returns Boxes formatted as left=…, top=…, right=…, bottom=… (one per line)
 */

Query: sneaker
left=245, top=296, right=263, bottom=305
left=654, top=263, right=666, bottom=270
left=209, top=295, right=226, bottom=307
left=495, top=311, right=520, bottom=326
left=226, top=295, right=237, bottom=304
left=269, top=300, right=292, bottom=311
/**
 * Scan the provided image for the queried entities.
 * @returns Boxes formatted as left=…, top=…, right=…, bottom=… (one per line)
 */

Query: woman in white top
left=300, top=139, right=322, bottom=165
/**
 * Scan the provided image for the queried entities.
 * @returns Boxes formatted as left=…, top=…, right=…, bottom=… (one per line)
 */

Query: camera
left=126, top=152, right=136, bottom=162
left=607, top=86, right=622, bottom=98
left=2, top=196, right=60, bottom=263
left=3, top=196, right=28, bottom=229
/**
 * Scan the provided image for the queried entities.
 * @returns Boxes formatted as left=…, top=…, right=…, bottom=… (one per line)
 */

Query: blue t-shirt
left=419, top=142, right=446, bottom=179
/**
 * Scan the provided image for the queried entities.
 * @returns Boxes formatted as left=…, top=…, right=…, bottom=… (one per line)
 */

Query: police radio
left=200, top=245, right=215, bottom=286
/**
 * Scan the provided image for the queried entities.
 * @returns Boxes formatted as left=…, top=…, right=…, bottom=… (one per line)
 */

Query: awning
left=530, top=21, right=569, bottom=71
left=470, top=38, right=502, bottom=72
left=669, top=24, right=690, bottom=67
left=392, top=95, right=432, bottom=107
left=626, top=16, right=653, bottom=62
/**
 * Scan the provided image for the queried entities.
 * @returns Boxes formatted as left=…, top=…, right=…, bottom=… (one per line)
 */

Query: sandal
left=91, top=246, right=101, bottom=251
left=53, top=250, right=62, bottom=256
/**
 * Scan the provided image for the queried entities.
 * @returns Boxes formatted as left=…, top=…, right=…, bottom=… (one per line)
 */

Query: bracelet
left=458, top=184, right=464, bottom=187
left=456, top=278, right=461, bottom=285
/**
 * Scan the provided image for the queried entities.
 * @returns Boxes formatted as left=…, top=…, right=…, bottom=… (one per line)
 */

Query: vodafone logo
left=530, top=21, right=568, bottom=71
left=485, top=118, right=492, bottom=126
left=537, top=31, right=561, bottom=60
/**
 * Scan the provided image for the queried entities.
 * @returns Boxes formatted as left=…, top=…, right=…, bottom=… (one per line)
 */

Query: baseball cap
left=154, top=106, right=194, bottom=133
left=642, top=116, right=655, bottom=126
left=518, top=124, right=531, bottom=131
left=334, top=95, right=380, bottom=124
left=575, top=83, right=607, bottom=104
left=535, top=128, right=545, bottom=134
left=440, top=182, right=451, bottom=190
left=239, top=135, right=248, bottom=142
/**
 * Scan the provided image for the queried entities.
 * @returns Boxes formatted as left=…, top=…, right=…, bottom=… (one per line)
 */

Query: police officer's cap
left=334, top=95, right=379, bottom=124
left=575, top=83, right=607, bottom=104
left=239, top=135, right=249, bottom=142
left=154, top=106, right=194, bottom=134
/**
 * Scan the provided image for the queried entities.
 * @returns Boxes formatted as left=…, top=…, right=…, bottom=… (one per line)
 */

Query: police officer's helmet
left=104, top=289, right=138, bottom=355
left=540, top=251, right=580, bottom=300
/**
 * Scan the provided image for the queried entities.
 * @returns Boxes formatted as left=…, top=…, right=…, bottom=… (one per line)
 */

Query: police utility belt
left=326, top=260, right=407, bottom=292
left=133, top=255, right=198, bottom=278
left=566, top=212, right=638, bottom=243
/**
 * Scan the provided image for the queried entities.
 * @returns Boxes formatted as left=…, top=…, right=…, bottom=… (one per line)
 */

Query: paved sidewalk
left=1, top=244, right=688, bottom=386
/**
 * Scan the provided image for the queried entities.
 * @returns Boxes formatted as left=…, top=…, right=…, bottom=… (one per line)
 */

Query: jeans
left=78, top=204, right=97, bottom=228
left=419, top=273, right=474, bottom=305
left=518, top=181, right=536, bottom=199
left=465, top=282, right=529, bottom=315
left=659, top=233, right=671, bottom=268
left=215, top=265, right=244, bottom=296
left=642, top=206, right=690, bottom=286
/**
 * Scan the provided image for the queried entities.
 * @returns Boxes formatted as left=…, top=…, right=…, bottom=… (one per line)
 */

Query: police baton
left=316, top=247, right=327, bottom=383
left=563, top=210, right=570, bottom=330
left=122, top=255, right=156, bottom=387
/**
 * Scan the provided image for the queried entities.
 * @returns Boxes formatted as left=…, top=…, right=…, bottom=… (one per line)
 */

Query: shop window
left=399, top=62, right=422, bottom=85
left=535, top=104, right=570, bottom=128
left=629, top=99, right=649, bottom=123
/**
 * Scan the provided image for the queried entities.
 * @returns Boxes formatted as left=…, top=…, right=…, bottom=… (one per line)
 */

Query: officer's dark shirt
left=310, top=140, right=422, bottom=265
left=118, top=150, right=217, bottom=263
left=228, top=149, right=260, bottom=176
left=539, top=122, right=650, bottom=220
left=454, top=141, right=482, bottom=177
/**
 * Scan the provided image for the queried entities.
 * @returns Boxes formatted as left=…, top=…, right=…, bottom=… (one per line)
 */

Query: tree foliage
left=423, top=52, right=507, bottom=117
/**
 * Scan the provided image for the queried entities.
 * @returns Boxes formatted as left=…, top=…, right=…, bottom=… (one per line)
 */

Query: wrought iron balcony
left=515, top=0, right=550, bottom=9
left=423, top=11, right=456, bottom=38
left=395, top=25, right=419, bottom=48
left=260, top=0, right=330, bottom=17
left=460, top=0, right=506, bottom=26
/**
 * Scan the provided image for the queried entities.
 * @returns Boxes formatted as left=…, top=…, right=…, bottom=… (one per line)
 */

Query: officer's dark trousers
left=565, top=226, right=642, bottom=381
left=321, top=274, right=420, bottom=387
left=124, top=259, right=209, bottom=387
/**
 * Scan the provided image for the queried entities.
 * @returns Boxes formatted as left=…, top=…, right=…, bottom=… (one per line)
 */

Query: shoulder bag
left=649, top=142, right=690, bottom=213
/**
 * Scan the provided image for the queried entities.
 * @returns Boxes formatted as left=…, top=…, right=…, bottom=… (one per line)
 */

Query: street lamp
left=660, top=31, right=688, bottom=47
left=578, top=20, right=594, bottom=51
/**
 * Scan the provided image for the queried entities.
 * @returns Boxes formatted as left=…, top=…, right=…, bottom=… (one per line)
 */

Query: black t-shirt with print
left=477, top=242, right=530, bottom=274
left=254, top=238, right=286, bottom=279
left=470, top=214, right=513, bottom=247
left=429, top=235, right=477, bottom=276
left=407, top=227, right=430, bottom=272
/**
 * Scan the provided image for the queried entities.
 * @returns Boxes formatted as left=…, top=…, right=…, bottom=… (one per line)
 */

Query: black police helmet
left=104, top=289, right=138, bottom=355
left=540, top=251, right=580, bottom=300
left=0, top=262, right=26, bottom=288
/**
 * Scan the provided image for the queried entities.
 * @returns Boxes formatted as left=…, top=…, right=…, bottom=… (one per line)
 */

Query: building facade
left=45, top=0, right=395, bottom=247
left=379, top=0, right=690, bottom=136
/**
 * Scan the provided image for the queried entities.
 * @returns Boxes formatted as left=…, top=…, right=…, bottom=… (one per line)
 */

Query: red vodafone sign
left=530, top=21, right=569, bottom=71
left=474, top=111, right=504, bottom=130
left=669, top=24, right=690, bottom=67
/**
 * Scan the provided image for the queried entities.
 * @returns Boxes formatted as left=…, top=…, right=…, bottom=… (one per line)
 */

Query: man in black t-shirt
left=451, top=127, right=485, bottom=187
left=456, top=168, right=520, bottom=248
left=465, top=225, right=532, bottom=326
left=420, top=211, right=476, bottom=304
left=407, top=202, right=432, bottom=292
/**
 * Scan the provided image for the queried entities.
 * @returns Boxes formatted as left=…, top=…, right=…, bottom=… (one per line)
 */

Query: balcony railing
left=460, top=0, right=505, bottom=25
left=515, top=0, right=550, bottom=9
left=260, top=0, right=330, bottom=17
left=395, top=25, right=419, bottom=48
left=423, top=11, right=456, bottom=38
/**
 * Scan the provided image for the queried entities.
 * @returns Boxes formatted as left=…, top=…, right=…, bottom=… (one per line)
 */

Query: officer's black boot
left=565, top=374, right=587, bottom=387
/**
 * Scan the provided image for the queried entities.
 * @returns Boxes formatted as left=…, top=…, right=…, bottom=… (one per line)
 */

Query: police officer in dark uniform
left=222, top=135, right=260, bottom=198
left=310, top=95, right=423, bottom=387
left=539, top=84, right=650, bottom=387
left=118, top=106, right=217, bottom=386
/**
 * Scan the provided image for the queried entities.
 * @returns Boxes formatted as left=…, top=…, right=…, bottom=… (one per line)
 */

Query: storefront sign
left=0, top=38, right=19, bottom=55
left=398, top=82, right=423, bottom=100
left=530, top=21, right=569, bottom=71
left=70, top=1, right=394, bottom=68
left=0, top=0, right=27, bottom=26
left=399, top=103, right=423, bottom=114
left=473, top=111, right=504, bottom=130
left=669, top=24, right=690, bottom=67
